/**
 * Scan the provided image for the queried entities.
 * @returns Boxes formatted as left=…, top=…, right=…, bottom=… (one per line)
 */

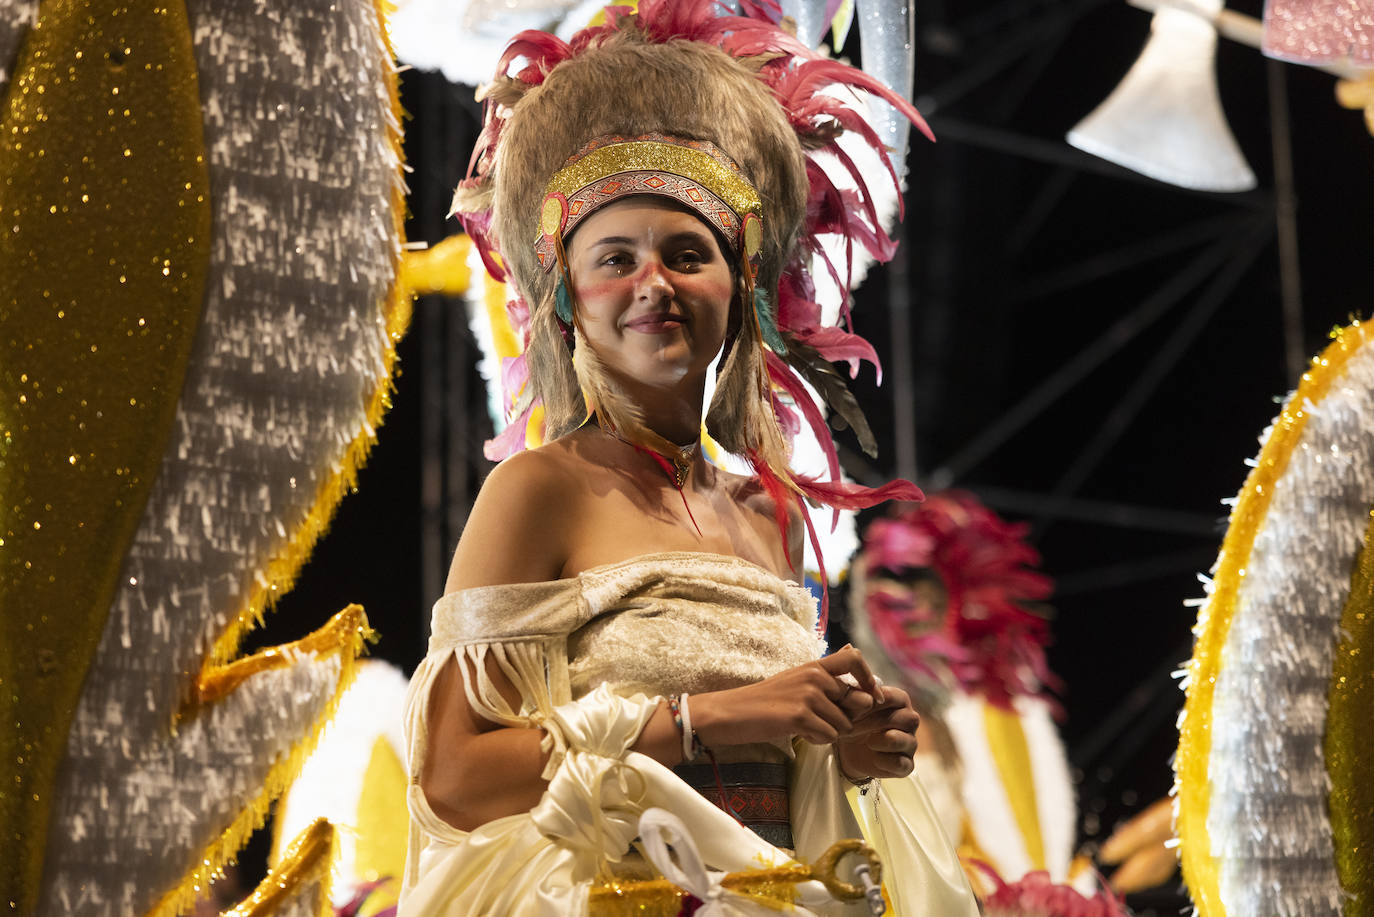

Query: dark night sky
left=248, top=1, right=1371, bottom=903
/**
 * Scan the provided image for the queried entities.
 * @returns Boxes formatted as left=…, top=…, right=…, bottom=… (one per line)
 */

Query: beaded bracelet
left=668, top=693, right=707, bottom=763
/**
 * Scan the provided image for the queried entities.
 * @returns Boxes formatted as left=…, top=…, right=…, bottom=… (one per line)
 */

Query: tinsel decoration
left=223, top=819, right=338, bottom=917
left=1, top=0, right=409, bottom=914
left=0, top=0, right=38, bottom=89
left=1176, top=320, right=1374, bottom=916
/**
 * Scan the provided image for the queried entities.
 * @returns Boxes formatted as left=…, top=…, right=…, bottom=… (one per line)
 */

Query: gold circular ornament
left=541, top=195, right=566, bottom=239
left=742, top=212, right=763, bottom=258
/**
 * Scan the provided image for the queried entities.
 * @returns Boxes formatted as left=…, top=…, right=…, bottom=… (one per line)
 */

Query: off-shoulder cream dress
left=399, top=552, right=978, bottom=916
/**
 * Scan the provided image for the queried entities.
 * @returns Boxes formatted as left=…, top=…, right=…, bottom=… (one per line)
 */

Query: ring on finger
left=836, top=672, right=860, bottom=702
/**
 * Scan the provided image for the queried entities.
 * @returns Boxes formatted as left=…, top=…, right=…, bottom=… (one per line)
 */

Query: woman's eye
left=674, top=251, right=704, bottom=269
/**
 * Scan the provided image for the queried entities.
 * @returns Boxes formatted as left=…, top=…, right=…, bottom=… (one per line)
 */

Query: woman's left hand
left=834, top=684, right=919, bottom=780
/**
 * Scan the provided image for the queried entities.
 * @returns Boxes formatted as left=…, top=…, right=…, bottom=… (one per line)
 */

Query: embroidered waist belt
left=672, top=761, right=792, bottom=850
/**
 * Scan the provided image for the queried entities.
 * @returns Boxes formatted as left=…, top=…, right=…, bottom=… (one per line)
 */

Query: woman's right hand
left=690, top=645, right=883, bottom=748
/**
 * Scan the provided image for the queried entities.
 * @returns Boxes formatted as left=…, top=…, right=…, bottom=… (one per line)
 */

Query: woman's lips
left=624, top=314, right=684, bottom=333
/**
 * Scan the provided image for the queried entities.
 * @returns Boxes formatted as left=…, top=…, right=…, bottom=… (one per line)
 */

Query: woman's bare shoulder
left=444, top=443, right=586, bottom=592
left=719, top=466, right=801, bottom=519
left=717, top=466, right=805, bottom=582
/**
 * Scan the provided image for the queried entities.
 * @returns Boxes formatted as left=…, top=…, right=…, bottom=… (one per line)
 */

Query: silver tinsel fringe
left=1204, top=340, right=1374, bottom=917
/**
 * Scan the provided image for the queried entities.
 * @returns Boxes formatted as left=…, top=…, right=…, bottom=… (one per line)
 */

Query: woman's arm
left=421, top=451, right=691, bottom=829
left=420, top=648, right=693, bottom=831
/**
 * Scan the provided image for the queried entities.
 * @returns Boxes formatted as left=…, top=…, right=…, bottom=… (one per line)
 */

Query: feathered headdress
left=452, top=0, right=930, bottom=618
left=857, top=492, right=1058, bottom=710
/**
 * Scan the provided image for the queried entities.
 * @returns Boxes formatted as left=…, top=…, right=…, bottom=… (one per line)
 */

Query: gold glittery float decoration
left=195, top=605, right=376, bottom=707
left=201, top=0, right=410, bottom=675
left=0, top=1, right=211, bottom=912
left=1328, top=507, right=1374, bottom=915
left=587, top=838, right=879, bottom=915
left=1176, top=321, right=1370, bottom=916
left=221, top=818, right=337, bottom=917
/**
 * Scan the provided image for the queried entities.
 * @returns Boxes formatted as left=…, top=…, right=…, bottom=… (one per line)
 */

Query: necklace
left=603, top=427, right=699, bottom=488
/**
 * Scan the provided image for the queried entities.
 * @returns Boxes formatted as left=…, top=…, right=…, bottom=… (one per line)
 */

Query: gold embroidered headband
left=535, top=133, right=764, bottom=271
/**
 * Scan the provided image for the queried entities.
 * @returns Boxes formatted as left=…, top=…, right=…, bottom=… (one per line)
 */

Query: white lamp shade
left=1068, top=6, right=1257, bottom=192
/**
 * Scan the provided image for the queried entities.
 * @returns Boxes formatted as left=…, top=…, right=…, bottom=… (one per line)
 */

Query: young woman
left=399, top=6, right=980, bottom=915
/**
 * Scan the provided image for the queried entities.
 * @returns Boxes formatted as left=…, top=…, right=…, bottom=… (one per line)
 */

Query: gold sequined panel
left=1328, top=508, right=1374, bottom=916
left=547, top=134, right=760, bottom=214
left=0, top=3, right=211, bottom=912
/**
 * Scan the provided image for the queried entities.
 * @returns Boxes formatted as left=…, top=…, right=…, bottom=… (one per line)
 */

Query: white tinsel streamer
left=855, top=0, right=915, bottom=175
left=36, top=1, right=402, bottom=913
left=273, top=660, right=410, bottom=901
left=1203, top=338, right=1374, bottom=916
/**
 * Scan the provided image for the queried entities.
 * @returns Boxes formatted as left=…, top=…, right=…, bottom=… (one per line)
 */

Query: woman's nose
left=635, top=260, right=673, bottom=302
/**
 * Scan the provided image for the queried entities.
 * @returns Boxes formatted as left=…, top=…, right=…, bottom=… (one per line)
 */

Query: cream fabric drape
left=399, top=553, right=979, bottom=916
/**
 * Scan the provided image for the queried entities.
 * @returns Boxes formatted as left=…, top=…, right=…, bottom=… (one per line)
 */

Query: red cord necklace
left=602, top=427, right=703, bottom=537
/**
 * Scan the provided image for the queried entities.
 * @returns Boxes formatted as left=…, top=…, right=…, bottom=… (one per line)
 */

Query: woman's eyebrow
left=587, top=235, right=636, bottom=248
left=663, top=230, right=713, bottom=246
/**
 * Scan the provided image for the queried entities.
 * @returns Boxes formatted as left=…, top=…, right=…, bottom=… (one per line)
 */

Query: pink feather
left=484, top=403, right=535, bottom=461
left=793, top=326, right=882, bottom=383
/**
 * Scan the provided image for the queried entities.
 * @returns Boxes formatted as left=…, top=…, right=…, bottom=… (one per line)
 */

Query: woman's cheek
left=575, top=276, right=626, bottom=301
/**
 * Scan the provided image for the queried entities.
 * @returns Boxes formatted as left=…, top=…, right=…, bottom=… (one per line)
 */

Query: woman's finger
left=848, top=703, right=919, bottom=738
left=864, top=727, right=918, bottom=756
left=796, top=706, right=847, bottom=744
left=880, top=753, right=915, bottom=778
left=811, top=694, right=854, bottom=738
left=852, top=751, right=915, bottom=779
left=837, top=683, right=877, bottom=718
left=819, top=646, right=881, bottom=699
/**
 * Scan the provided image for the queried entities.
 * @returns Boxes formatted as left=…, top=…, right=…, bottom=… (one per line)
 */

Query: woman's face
left=566, top=196, right=734, bottom=388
